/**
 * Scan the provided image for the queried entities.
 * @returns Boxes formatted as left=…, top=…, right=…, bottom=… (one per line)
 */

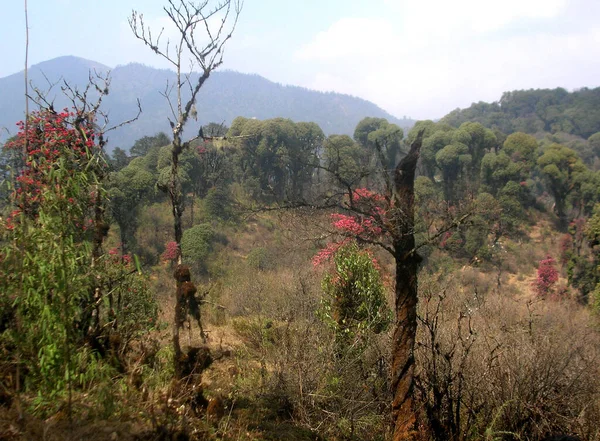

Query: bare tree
left=129, top=0, right=242, bottom=376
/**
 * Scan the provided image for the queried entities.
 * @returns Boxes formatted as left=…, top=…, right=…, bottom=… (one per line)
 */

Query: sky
left=1, top=0, right=600, bottom=120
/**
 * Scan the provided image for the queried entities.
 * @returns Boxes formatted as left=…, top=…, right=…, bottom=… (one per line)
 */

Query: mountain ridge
left=0, top=56, right=414, bottom=150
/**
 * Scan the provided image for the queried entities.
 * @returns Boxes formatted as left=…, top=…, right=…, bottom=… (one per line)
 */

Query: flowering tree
left=311, top=128, right=474, bottom=440
left=0, top=92, right=150, bottom=408
left=5, top=109, right=98, bottom=221
left=1, top=110, right=104, bottom=399
left=533, top=255, right=559, bottom=297
left=312, top=133, right=421, bottom=440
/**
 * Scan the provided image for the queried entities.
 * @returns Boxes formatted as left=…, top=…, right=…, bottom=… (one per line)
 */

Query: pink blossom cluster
left=4, top=109, right=101, bottom=230
left=331, top=213, right=383, bottom=238
left=161, top=241, right=180, bottom=262
left=312, top=240, right=349, bottom=267
left=352, top=188, right=385, bottom=203
left=533, top=255, right=559, bottom=296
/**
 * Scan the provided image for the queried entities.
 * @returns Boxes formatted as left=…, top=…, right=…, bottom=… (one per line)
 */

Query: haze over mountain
left=0, top=56, right=414, bottom=151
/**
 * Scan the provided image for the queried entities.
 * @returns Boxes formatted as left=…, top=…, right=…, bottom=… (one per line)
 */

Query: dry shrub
left=416, top=270, right=600, bottom=441
left=221, top=265, right=390, bottom=440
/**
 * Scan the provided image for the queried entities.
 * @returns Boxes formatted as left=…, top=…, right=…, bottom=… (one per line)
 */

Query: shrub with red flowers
left=313, top=188, right=392, bottom=342
left=318, top=188, right=389, bottom=249
left=313, top=188, right=390, bottom=268
left=318, top=242, right=391, bottom=349
left=533, top=255, right=559, bottom=297
left=0, top=108, right=155, bottom=404
left=4, top=109, right=100, bottom=223
left=161, top=240, right=180, bottom=262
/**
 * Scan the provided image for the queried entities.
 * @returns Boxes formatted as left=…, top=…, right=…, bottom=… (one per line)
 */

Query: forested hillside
left=2, top=2, right=600, bottom=441
left=443, top=87, right=600, bottom=139
left=0, top=56, right=413, bottom=150
left=3, top=98, right=600, bottom=439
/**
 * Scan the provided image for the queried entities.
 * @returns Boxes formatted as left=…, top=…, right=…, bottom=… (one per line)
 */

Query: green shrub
left=181, top=223, right=215, bottom=274
left=320, top=242, right=391, bottom=349
left=204, top=186, right=235, bottom=221
left=247, top=247, right=275, bottom=271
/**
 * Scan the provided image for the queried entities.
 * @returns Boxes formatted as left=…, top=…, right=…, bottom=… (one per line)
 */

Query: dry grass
left=416, top=269, right=600, bottom=441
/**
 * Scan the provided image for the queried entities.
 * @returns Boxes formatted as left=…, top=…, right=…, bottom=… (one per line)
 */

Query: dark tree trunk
left=391, top=131, right=424, bottom=441
left=170, top=143, right=184, bottom=258
left=119, top=225, right=129, bottom=258
left=88, top=185, right=109, bottom=334
left=554, top=196, right=568, bottom=231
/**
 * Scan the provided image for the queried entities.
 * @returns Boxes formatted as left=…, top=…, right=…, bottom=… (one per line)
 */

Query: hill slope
left=0, top=56, right=413, bottom=150
left=442, top=87, right=600, bottom=139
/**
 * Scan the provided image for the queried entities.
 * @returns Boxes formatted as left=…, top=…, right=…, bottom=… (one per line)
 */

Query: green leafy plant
left=319, top=242, right=391, bottom=351
left=0, top=109, right=156, bottom=414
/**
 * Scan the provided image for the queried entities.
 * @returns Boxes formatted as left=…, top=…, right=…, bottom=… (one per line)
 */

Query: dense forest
left=2, top=2, right=600, bottom=441
left=443, top=87, right=600, bottom=140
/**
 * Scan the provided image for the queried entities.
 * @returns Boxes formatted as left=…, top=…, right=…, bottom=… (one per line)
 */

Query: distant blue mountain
left=0, top=56, right=414, bottom=151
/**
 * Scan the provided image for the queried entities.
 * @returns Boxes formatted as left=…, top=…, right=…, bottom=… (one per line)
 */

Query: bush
left=247, top=247, right=275, bottom=271
left=204, top=186, right=235, bottom=221
left=320, top=242, right=391, bottom=342
left=181, top=223, right=215, bottom=274
left=0, top=109, right=158, bottom=414
left=534, top=255, right=559, bottom=297
left=416, top=271, right=600, bottom=441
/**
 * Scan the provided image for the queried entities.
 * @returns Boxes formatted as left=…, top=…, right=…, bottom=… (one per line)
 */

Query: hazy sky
left=1, top=0, right=599, bottom=120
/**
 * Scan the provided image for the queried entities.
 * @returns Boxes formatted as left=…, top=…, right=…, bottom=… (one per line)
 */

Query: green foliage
left=354, top=117, right=404, bottom=170
left=537, top=143, right=586, bottom=227
left=204, top=186, right=235, bottom=221
left=135, top=202, right=173, bottom=264
left=320, top=243, right=391, bottom=345
left=442, top=87, right=600, bottom=139
left=129, top=132, right=170, bottom=158
left=463, top=193, right=502, bottom=259
left=566, top=206, right=600, bottom=304
left=458, top=121, right=497, bottom=175
left=421, top=128, right=452, bottom=180
left=503, top=131, right=537, bottom=166
left=181, top=223, right=215, bottom=273
left=187, top=141, right=233, bottom=198
left=229, top=117, right=324, bottom=201
left=407, top=120, right=438, bottom=144
left=0, top=111, right=157, bottom=412
left=247, top=247, right=275, bottom=271
left=435, top=143, right=471, bottom=202
left=589, top=132, right=600, bottom=157
left=104, top=253, right=158, bottom=342
left=323, top=134, right=366, bottom=187
left=2, top=184, right=93, bottom=399
left=480, top=132, right=537, bottom=220
left=574, top=169, right=600, bottom=216
left=591, top=285, right=600, bottom=314
left=109, top=159, right=157, bottom=254
left=108, top=147, right=131, bottom=171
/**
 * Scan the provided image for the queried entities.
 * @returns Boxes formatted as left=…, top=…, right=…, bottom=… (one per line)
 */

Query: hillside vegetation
left=2, top=90, right=600, bottom=440
left=2, top=3, right=600, bottom=438
left=443, top=87, right=600, bottom=139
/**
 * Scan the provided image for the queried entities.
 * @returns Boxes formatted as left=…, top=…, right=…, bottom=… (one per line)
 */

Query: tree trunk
left=171, top=146, right=184, bottom=261
left=190, top=192, right=195, bottom=226
left=391, top=131, right=424, bottom=441
left=554, top=195, right=568, bottom=231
